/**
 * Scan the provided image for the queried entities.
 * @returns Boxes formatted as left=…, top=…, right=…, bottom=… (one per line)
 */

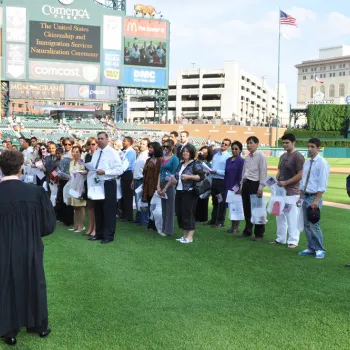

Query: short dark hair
left=24, top=138, right=31, bottom=146
left=142, top=138, right=150, bottom=145
left=162, top=134, right=170, bottom=139
left=232, top=141, right=243, bottom=152
left=47, top=141, right=56, bottom=146
left=56, top=146, right=64, bottom=154
left=182, top=144, right=197, bottom=160
left=97, top=132, right=108, bottom=139
left=170, top=131, right=178, bottom=138
left=2, top=140, right=6, bottom=145
left=308, top=138, right=321, bottom=148
left=0, top=150, right=24, bottom=176
left=124, top=136, right=133, bottom=145
left=281, top=133, right=296, bottom=143
left=199, top=146, right=213, bottom=162
left=30, top=137, right=38, bottom=142
left=19, top=137, right=25, bottom=141
left=223, top=138, right=232, bottom=146
left=63, top=137, right=73, bottom=145
left=181, top=131, right=189, bottom=137
left=72, top=146, right=82, bottom=154
left=247, top=136, right=259, bottom=144
left=6, top=140, right=12, bottom=145
left=149, top=142, right=162, bottom=158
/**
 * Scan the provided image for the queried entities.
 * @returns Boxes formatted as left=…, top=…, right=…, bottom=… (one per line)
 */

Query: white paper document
left=264, top=176, right=278, bottom=190
left=82, top=162, right=96, bottom=172
left=201, top=163, right=212, bottom=173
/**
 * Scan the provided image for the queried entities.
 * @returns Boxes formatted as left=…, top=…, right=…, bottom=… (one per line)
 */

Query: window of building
left=241, top=96, right=245, bottom=100
left=339, top=83, right=345, bottom=97
left=241, top=86, right=245, bottom=90
left=252, top=82, right=256, bottom=86
left=257, top=86, right=261, bottom=90
left=263, top=90, right=266, bottom=94
left=329, top=84, right=335, bottom=98
left=251, top=91, right=256, bottom=95
left=246, top=88, right=250, bottom=92
left=247, top=78, right=250, bottom=83
left=241, top=76, right=245, bottom=80
left=311, top=75, right=314, bottom=79
left=169, top=85, right=176, bottom=90
left=320, top=85, right=325, bottom=94
left=343, top=72, right=346, bottom=76
left=310, top=86, right=316, bottom=98
left=303, top=76, right=306, bottom=80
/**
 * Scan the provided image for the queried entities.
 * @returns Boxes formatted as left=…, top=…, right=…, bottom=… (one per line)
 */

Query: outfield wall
left=141, top=124, right=287, bottom=146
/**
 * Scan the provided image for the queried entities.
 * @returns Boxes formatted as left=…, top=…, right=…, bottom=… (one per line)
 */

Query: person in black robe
left=0, top=150, right=56, bottom=346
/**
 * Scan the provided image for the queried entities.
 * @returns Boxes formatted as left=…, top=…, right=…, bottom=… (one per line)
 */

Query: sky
left=126, top=0, right=350, bottom=105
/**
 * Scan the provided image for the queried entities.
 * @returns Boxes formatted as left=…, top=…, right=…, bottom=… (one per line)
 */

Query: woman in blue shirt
left=157, top=139, right=179, bottom=236
left=224, top=141, right=245, bottom=233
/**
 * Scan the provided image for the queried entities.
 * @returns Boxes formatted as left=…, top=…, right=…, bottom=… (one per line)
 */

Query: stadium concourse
left=0, top=116, right=217, bottom=147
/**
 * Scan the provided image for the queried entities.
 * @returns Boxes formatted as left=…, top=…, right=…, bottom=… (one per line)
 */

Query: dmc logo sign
left=42, top=4, right=90, bottom=20
left=134, top=70, right=156, bottom=79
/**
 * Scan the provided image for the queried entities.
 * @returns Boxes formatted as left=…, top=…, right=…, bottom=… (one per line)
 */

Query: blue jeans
left=135, top=179, right=149, bottom=225
left=302, top=195, right=325, bottom=252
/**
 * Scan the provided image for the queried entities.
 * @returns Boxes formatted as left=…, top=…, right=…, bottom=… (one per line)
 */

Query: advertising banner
left=103, top=15, right=122, bottom=50
left=65, top=84, right=118, bottom=101
left=123, top=67, right=167, bottom=88
left=102, top=50, right=121, bottom=85
left=10, top=82, right=65, bottom=99
left=6, top=7, right=26, bottom=43
left=124, top=18, right=167, bottom=39
left=6, top=44, right=26, bottom=79
left=29, top=20, right=101, bottom=62
left=29, top=60, right=100, bottom=83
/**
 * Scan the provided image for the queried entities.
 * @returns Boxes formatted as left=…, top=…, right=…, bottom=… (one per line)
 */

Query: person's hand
left=311, top=200, right=319, bottom=210
left=131, top=181, right=134, bottom=191
left=181, top=174, right=190, bottom=181
left=236, top=190, right=242, bottom=195
left=96, top=169, right=105, bottom=176
left=257, top=189, right=263, bottom=198
left=278, top=181, right=287, bottom=187
left=296, top=198, right=303, bottom=207
left=80, top=171, right=88, bottom=175
left=171, top=178, right=178, bottom=186
left=210, top=170, right=217, bottom=174
left=157, top=190, right=164, bottom=197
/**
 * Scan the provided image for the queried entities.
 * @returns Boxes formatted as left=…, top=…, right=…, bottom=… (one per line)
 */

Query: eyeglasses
left=163, top=145, right=170, bottom=149
left=90, top=143, right=96, bottom=146
left=222, top=142, right=230, bottom=146
left=40, top=148, right=46, bottom=151
left=63, top=143, right=72, bottom=146
left=231, top=147, right=240, bottom=151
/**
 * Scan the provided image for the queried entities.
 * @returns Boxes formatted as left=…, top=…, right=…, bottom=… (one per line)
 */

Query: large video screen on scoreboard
left=1, top=0, right=170, bottom=89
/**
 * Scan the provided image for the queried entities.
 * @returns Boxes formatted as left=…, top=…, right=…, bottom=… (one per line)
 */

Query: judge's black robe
left=0, top=180, right=56, bottom=337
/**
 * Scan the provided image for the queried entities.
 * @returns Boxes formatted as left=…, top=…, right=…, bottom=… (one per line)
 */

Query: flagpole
left=275, top=8, right=281, bottom=149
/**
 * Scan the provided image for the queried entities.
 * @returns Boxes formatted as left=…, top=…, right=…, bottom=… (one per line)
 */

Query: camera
left=94, top=176, right=100, bottom=184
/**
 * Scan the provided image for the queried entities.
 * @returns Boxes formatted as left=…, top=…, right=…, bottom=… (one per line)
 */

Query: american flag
left=280, top=10, right=297, bottom=27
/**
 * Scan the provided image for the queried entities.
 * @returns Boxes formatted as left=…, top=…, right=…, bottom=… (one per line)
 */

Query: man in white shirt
left=22, top=139, right=34, bottom=165
left=88, top=132, right=123, bottom=244
left=297, top=138, right=330, bottom=259
left=132, top=138, right=150, bottom=226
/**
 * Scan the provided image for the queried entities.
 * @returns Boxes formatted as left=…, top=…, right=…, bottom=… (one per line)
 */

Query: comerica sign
left=42, top=4, right=90, bottom=20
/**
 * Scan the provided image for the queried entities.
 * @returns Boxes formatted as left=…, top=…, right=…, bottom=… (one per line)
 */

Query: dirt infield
left=268, top=166, right=350, bottom=175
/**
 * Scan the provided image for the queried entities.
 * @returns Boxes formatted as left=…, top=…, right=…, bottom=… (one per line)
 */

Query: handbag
left=191, top=162, right=211, bottom=196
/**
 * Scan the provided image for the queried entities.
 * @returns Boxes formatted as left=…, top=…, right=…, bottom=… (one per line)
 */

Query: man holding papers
left=88, top=132, right=123, bottom=244
left=271, top=133, right=304, bottom=248
left=239, top=137, right=267, bottom=241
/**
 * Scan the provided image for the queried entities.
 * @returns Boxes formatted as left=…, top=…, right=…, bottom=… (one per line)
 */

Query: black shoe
left=214, top=224, right=224, bottom=228
left=345, top=264, right=350, bottom=268
left=88, top=236, right=101, bottom=241
left=1, top=337, right=17, bottom=346
left=204, top=220, right=215, bottom=225
left=39, top=328, right=51, bottom=338
left=237, top=233, right=252, bottom=238
left=101, top=240, right=113, bottom=244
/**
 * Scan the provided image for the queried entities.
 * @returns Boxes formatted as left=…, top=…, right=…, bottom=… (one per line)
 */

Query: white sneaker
left=158, top=232, right=167, bottom=237
left=180, top=238, right=193, bottom=244
left=176, top=237, right=184, bottom=241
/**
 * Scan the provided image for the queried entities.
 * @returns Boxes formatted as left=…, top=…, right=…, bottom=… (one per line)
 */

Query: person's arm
left=311, top=160, right=330, bottom=209
left=279, top=170, right=302, bottom=188
left=103, top=150, right=123, bottom=177
left=240, top=159, right=247, bottom=191
left=257, top=154, right=267, bottom=196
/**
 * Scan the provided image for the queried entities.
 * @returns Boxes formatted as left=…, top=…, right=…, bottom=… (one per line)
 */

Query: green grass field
left=3, top=207, right=350, bottom=350
left=267, top=157, right=350, bottom=168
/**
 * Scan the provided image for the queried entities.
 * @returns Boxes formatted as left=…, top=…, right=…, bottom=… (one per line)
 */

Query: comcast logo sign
left=59, top=0, right=75, bottom=5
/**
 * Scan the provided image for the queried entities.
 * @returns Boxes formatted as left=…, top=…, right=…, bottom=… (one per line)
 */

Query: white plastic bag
left=297, top=203, right=304, bottom=232
left=267, top=187, right=286, bottom=217
left=116, top=178, right=122, bottom=200
left=69, top=173, right=85, bottom=199
left=49, top=183, right=58, bottom=207
left=135, top=184, right=143, bottom=212
left=63, top=179, right=72, bottom=205
left=250, top=194, right=268, bottom=225
left=87, top=173, right=105, bottom=200
left=228, top=194, right=244, bottom=221
left=150, top=192, right=163, bottom=233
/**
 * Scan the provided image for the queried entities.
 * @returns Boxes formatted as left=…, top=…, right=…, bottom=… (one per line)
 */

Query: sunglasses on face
left=40, top=148, right=46, bottom=151
left=163, top=145, right=170, bottom=149
left=232, top=147, right=240, bottom=151
left=64, top=143, right=72, bottom=146
left=222, top=143, right=230, bottom=146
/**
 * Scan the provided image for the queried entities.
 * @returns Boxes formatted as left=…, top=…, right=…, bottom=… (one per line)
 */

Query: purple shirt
left=224, top=155, right=245, bottom=193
